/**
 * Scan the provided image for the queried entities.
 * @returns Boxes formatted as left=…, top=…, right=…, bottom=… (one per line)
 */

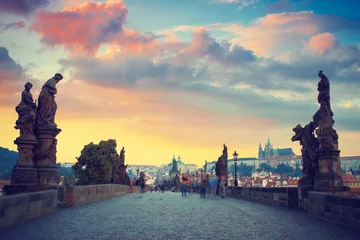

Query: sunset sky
left=0, top=0, right=359, bottom=166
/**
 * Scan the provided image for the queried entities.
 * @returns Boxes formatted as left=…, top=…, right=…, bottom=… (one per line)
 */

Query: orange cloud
left=306, top=32, right=338, bottom=54
left=343, top=102, right=358, bottom=109
left=30, top=0, right=157, bottom=56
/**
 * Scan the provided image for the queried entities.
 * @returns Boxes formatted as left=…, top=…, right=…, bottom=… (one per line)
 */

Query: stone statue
left=204, top=160, right=207, bottom=172
left=291, top=122, right=318, bottom=177
left=222, top=144, right=228, bottom=158
left=15, top=82, right=37, bottom=139
left=36, top=73, right=63, bottom=127
left=120, top=147, right=125, bottom=165
left=291, top=70, right=344, bottom=193
left=317, top=71, right=333, bottom=117
left=313, top=102, right=334, bottom=150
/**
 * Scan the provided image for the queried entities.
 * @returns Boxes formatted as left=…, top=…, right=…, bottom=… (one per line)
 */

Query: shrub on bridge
left=72, top=140, right=120, bottom=185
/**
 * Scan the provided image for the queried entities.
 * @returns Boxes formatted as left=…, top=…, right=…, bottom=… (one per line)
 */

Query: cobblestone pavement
left=1, top=192, right=359, bottom=240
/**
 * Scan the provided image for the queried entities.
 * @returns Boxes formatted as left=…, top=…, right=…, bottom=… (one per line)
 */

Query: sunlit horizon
left=0, top=0, right=359, bottom=167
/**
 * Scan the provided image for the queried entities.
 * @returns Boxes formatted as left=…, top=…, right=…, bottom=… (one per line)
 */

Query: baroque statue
left=36, top=73, right=63, bottom=127
left=291, top=70, right=344, bottom=192
left=15, top=82, right=37, bottom=139
left=291, top=122, right=318, bottom=178
left=313, top=102, right=335, bottom=150
left=120, top=147, right=125, bottom=165
left=317, top=70, right=333, bottom=117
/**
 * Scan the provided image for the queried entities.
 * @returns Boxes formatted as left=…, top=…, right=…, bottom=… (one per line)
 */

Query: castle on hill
left=258, top=137, right=295, bottom=160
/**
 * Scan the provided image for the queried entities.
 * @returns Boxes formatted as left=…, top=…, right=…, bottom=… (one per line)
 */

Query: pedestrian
left=205, top=174, right=210, bottom=198
left=181, top=174, right=188, bottom=196
left=209, top=176, right=217, bottom=199
left=200, top=175, right=207, bottom=198
left=220, top=176, right=226, bottom=198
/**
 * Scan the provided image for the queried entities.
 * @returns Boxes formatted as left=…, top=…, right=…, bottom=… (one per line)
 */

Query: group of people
left=181, top=174, right=226, bottom=198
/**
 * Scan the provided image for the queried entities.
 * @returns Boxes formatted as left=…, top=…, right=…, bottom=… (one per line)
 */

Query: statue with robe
left=120, top=147, right=125, bottom=165
left=15, top=82, right=37, bottom=138
left=317, top=71, right=333, bottom=117
left=36, top=73, right=63, bottom=127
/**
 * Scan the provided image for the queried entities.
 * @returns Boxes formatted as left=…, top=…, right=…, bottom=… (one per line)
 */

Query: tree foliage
left=229, top=162, right=253, bottom=177
left=72, top=140, right=119, bottom=185
left=0, top=147, right=18, bottom=180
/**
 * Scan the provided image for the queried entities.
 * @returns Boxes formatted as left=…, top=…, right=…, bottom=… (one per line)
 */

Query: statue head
left=25, top=82, right=33, bottom=91
left=54, top=73, right=63, bottom=83
left=318, top=70, right=323, bottom=78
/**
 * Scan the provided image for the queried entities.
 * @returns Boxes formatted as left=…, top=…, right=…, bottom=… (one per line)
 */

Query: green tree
left=72, top=140, right=118, bottom=185
left=273, top=163, right=294, bottom=176
left=292, top=163, right=303, bottom=177
left=238, top=162, right=253, bottom=177
left=257, top=163, right=274, bottom=172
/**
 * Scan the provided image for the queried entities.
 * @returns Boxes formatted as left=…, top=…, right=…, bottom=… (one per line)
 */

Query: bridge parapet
left=0, top=190, right=57, bottom=229
left=226, top=186, right=299, bottom=209
left=306, top=191, right=360, bottom=232
left=62, top=184, right=140, bottom=207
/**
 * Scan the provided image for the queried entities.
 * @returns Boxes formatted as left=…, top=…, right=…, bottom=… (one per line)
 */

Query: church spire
left=258, top=142, right=263, bottom=159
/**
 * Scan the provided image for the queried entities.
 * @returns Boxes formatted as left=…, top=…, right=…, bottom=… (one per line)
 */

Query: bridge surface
left=1, top=192, right=358, bottom=240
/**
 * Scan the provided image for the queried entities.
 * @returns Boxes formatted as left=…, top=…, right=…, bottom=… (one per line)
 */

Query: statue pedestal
left=34, top=126, right=61, bottom=187
left=10, top=137, right=38, bottom=184
left=314, top=149, right=344, bottom=192
left=119, top=165, right=127, bottom=184
left=3, top=136, right=39, bottom=194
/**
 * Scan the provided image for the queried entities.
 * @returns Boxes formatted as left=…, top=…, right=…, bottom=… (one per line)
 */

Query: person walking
left=181, top=175, right=188, bottom=196
left=200, top=175, right=207, bottom=198
left=209, top=176, right=217, bottom=199
left=205, top=174, right=210, bottom=198
left=220, top=176, right=226, bottom=198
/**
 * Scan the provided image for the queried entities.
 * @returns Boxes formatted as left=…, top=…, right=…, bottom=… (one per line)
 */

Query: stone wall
left=226, top=186, right=299, bottom=209
left=305, top=191, right=360, bottom=232
left=0, top=190, right=57, bottom=229
left=63, top=184, right=140, bottom=207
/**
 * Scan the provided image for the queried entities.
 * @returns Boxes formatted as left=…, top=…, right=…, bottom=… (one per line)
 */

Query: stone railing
left=0, top=190, right=57, bottom=229
left=61, top=184, right=140, bottom=207
left=305, top=191, right=360, bottom=232
left=225, top=186, right=299, bottom=209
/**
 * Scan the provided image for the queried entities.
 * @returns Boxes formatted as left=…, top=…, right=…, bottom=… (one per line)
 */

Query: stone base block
left=10, top=165, right=38, bottom=185
left=37, top=166, right=59, bottom=187
left=2, top=184, right=46, bottom=195
left=314, top=173, right=344, bottom=192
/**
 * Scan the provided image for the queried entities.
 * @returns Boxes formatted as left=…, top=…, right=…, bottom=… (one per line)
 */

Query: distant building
left=61, top=162, right=75, bottom=168
left=340, top=156, right=360, bottom=172
left=258, top=137, right=296, bottom=160
left=342, top=173, right=360, bottom=196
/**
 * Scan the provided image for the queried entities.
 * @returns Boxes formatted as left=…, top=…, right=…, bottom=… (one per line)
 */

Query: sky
left=0, top=0, right=359, bottom=166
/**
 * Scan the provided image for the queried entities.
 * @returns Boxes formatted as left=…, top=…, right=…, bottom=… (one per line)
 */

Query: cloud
left=0, top=46, right=25, bottom=104
left=1, top=21, right=26, bottom=31
left=265, top=44, right=360, bottom=85
left=0, top=0, right=50, bottom=16
left=30, top=0, right=158, bottom=56
left=306, top=32, right=339, bottom=54
left=171, top=11, right=360, bottom=57
left=211, top=0, right=259, bottom=10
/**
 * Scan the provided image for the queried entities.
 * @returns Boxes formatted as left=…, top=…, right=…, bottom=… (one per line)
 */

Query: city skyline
left=0, top=0, right=359, bottom=166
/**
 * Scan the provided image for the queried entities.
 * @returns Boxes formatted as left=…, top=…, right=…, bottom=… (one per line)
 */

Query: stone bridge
left=1, top=191, right=358, bottom=240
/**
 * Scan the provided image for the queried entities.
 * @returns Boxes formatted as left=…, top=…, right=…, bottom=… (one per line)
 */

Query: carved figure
left=222, top=144, right=228, bottom=158
left=317, top=71, right=333, bottom=117
left=120, top=147, right=125, bottom=165
left=291, top=122, right=318, bottom=176
left=313, top=102, right=334, bottom=150
left=15, top=82, right=37, bottom=138
left=36, top=73, right=63, bottom=127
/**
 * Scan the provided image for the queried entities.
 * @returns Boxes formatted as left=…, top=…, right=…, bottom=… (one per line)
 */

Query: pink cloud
left=2, top=21, right=26, bottom=30
left=0, top=0, right=49, bottom=16
left=170, top=11, right=359, bottom=58
left=30, top=0, right=157, bottom=56
left=306, top=32, right=338, bottom=54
